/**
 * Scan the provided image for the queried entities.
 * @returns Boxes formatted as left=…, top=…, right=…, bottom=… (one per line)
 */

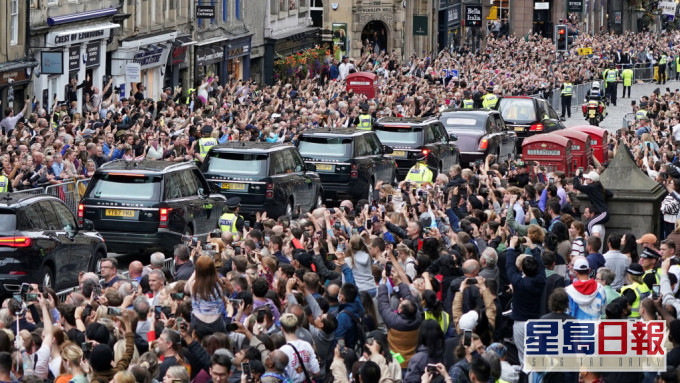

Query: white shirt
left=672, top=124, right=680, bottom=142
left=338, top=63, right=350, bottom=81
left=590, top=224, right=605, bottom=253
left=281, top=339, right=320, bottom=383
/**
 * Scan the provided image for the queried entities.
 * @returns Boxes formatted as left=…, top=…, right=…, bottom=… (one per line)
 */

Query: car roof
left=440, top=109, right=498, bottom=116
left=98, top=159, right=197, bottom=174
left=299, top=127, right=369, bottom=137
left=0, top=193, right=62, bottom=209
left=209, top=142, right=293, bottom=154
left=376, top=117, right=439, bottom=126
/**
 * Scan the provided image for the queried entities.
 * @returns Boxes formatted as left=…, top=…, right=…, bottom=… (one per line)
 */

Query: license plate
left=316, top=164, right=335, bottom=172
left=105, top=209, right=135, bottom=217
left=392, top=150, right=406, bottom=158
left=514, top=127, right=524, bottom=132
left=589, top=110, right=596, bottom=118
left=221, top=182, right=247, bottom=191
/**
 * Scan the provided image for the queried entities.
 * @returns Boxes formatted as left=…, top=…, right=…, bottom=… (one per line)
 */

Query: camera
left=517, top=237, right=527, bottom=244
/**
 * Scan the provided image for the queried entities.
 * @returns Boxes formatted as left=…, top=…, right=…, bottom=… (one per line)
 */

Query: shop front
left=111, top=31, right=177, bottom=101
left=166, top=35, right=195, bottom=91
left=35, top=21, right=118, bottom=112
left=0, top=62, right=36, bottom=119
left=263, top=27, right=320, bottom=85
left=225, top=35, right=252, bottom=82
left=194, top=44, right=226, bottom=86
left=439, top=1, right=461, bottom=50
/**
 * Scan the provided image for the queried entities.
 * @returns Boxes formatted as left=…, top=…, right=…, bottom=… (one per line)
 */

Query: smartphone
left=242, top=362, right=252, bottom=377
left=467, top=278, right=478, bottom=285
left=338, top=339, right=346, bottom=352
left=131, top=281, right=139, bottom=290
left=82, top=304, right=92, bottom=318
left=653, top=284, right=660, bottom=299
left=365, top=219, right=372, bottom=230
left=549, top=178, right=554, bottom=185
left=154, top=305, right=162, bottom=320
left=81, top=342, right=93, bottom=353
left=385, top=261, right=393, bottom=277
left=427, top=364, right=439, bottom=374
left=297, top=205, right=302, bottom=217
left=229, top=299, right=243, bottom=306
left=244, top=221, right=251, bottom=229
left=411, top=189, right=417, bottom=197
left=170, top=292, right=185, bottom=301
left=25, top=293, right=39, bottom=302
left=387, top=194, right=393, bottom=203
left=176, top=317, right=184, bottom=330
left=107, top=307, right=122, bottom=316
left=257, top=309, right=266, bottom=323
left=578, top=167, right=583, bottom=174
left=381, top=210, right=386, bottom=220
left=226, top=322, right=239, bottom=332
left=463, top=330, right=472, bottom=347
left=500, top=216, right=506, bottom=227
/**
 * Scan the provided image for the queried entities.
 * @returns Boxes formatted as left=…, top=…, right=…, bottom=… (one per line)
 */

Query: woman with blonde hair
left=184, top=255, right=226, bottom=333
left=58, top=342, right=87, bottom=383
left=112, top=370, right=137, bottom=383
left=396, top=243, right=417, bottom=281
left=344, top=234, right=375, bottom=296
left=162, top=366, right=189, bottom=383
left=114, top=338, right=140, bottom=365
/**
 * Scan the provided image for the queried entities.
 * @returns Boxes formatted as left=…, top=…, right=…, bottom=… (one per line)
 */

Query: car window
left=547, top=104, right=560, bottom=120
left=270, top=152, right=285, bottom=175
left=89, top=173, right=162, bottom=201
left=298, top=137, right=352, bottom=158
left=192, top=169, right=209, bottom=192
left=354, top=136, right=371, bottom=157
left=365, top=134, right=383, bottom=155
left=285, top=150, right=305, bottom=172
left=39, top=201, right=61, bottom=231
left=51, top=201, right=76, bottom=232
left=164, top=173, right=183, bottom=200
left=431, top=123, right=444, bottom=142
left=424, top=125, right=436, bottom=144
left=495, top=115, right=507, bottom=130
left=498, top=98, right=537, bottom=122
left=205, top=152, right=269, bottom=177
left=17, top=204, right=44, bottom=231
left=179, top=170, right=199, bottom=198
left=290, top=150, right=307, bottom=172
left=488, top=117, right=497, bottom=133
left=0, top=210, right=16, bottom=231
left=374, top=125, right=422, bottom=145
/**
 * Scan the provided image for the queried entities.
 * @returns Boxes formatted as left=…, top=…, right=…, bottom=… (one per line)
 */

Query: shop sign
left=171, top=45, right=188, bottom=66
left=196, top=46, right=224, bottom=67
left=126, top=63, right=141, bottom=83
left=567, top=0, right=583, bottom=12
left=196, top=5, right=215, bottom=18
left=228, top=43, right=250, bottom=57
left=448, top=3, right=461, bottom=26
left=0, top=69, right=27, bottom=87
left=413, top=15, right=428, bottom=36
left=332, top=23, right=348, bottom=61
left=133, top=45, right=169, bottom=70
left=86, top=42, right=100, bottom=68
left=356, top=6, right=393, bottom=12
left=68, top=46, right=80, bottom=72
left=534, top=2, right=550, bottom=9
left=49, top=28, right=110, bottom=46
left=465, top=5, right=482, bottom=27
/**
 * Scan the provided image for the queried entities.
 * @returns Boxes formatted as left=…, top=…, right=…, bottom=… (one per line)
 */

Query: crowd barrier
left=13, top=178, right=90, bottom=216
left=622, top=113, right=636, bottom=130
left=533, top=82, right=593, bottom=114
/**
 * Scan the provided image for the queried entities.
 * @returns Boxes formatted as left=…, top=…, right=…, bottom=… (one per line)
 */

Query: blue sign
left=41, top=51, right=63, bottom=75
left=119, top=83, right=126, bottom=99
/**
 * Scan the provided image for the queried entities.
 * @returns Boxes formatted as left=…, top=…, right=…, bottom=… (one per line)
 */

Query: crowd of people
left=4, top=28, right=680, bottom=383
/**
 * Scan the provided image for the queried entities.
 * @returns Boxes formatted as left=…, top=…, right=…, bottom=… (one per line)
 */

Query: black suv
left=201, top=142, right=323, bottom=219
left=494, top=96, right=565, bottom=146
left=374, top=117, right=460, bottom=178
left=80, top=160, right=226, bottom=254
left=296, top=128, right=398, bottom=202
left=0, top=193, right=106, bottom=295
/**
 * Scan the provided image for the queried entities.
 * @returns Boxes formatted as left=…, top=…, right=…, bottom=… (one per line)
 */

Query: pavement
left=561, top=81, right=672, bottom=133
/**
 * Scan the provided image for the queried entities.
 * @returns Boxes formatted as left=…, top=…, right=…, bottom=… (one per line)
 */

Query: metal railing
left=622, top=113, right=636, bottom=130
left=532, top=82, right=593, bottom=114
left=12, top=179, right=90, bottom=216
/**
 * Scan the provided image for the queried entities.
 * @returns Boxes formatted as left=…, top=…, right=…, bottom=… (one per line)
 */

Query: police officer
left=219, top=197, right=244, bottom=235
left=640, top=247, right=662, bottom=290
left=560, top=76, right=573, bottom=119
left=0, top=173, right=12, bottom=193
left=621, top=65, right=634, bottom=99
left=636, top=101, right=649, bottom=121
left=603, top=63, right=619, bottom=106
left=658, top=51, right=668, bottom=84
left=620, top=263, right=650, bottom=318
left=482, top=87, right=498, bottom=109
left=405, top=154, right=433, bottom=185
left=356, top=103, right=373, bottom=130
left=193, top=125, right=218, bottom=163
left=462, top=91, right=474, bottom=109
left=675, top=53, right=680, bottom=81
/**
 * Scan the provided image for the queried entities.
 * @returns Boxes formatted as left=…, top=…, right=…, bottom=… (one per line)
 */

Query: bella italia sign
left=465, top=5, right=482, bottom=27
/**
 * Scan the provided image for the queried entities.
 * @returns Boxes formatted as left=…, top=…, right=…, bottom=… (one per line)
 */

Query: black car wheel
left=41, top=266, right=54, bottom=291
left=90, top=251, right=104, bottom=274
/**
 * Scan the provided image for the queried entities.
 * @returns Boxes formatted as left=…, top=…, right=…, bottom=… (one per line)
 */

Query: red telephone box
left=552, top=129, right=593, bottom=173
left=522, top=133, right=573, bottom=177
left=569, top=125, right=609, bottom=165
left=346, top=72, right=378, bottom=98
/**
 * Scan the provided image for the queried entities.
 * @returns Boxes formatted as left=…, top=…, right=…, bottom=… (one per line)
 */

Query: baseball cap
left=459, top=310, right=479, bottom=332
left=583, top=171, right=600, bottom=182
left=637, top=233, right=658, bottom=245
left=573, top=258, right=590, bottom=271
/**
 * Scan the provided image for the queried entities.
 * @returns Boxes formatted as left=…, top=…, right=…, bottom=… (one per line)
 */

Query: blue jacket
left=330, top=65, right=339, bottom=80
left=505, top=247, right=546, bottom=321
left=334, top=299, right=364, bottom=349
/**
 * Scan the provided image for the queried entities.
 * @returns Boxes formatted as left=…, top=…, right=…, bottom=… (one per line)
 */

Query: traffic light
left=555, top=25, right=568, bottom=52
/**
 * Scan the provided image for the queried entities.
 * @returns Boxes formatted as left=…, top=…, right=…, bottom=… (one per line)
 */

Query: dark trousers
left=561, top=95, right=572, bottom=117
left=659, top=64, right=667, bottom=84
left=607, top=82, right=617, bottom=106
left=622, top=85, right=631, bottom=98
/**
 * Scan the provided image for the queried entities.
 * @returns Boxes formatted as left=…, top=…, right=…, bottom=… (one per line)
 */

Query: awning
left=47, top=7, right=118, bottom=26
left=174, top=36, right=196, bottom=47
left=47, top=22, right=120, bottom=47
left=121, top=31, right=178, bottom=48
left=195, top=36, right=230, bottom=47
left=54, top=22, right=120, bottom=38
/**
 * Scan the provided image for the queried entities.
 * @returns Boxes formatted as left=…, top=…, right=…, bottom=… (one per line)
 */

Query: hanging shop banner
left=413, top=15, right=428, bottom=35
left=332, top=23, right=348, bottom=61
left=465, top=6, right=482, bottom=27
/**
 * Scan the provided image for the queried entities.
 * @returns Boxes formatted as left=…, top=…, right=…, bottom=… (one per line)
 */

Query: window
left=235, top=0, right=240, bottom=19
left=151, top=0, right=157, bottom=24
left=163, top=173, right=183, bottom=200
left=223, top=0, right=228, bottom=21
left=47, top=0, right=58, bottom=5
left=270, top=0, right=277, bottom=14
left=211, top=0, right=215, bottom=24
left=89, top=174, right=162, bottom=201
left=354, top=137, right=371, bottom=157
left=51, top=202, right=76, bottom=232
left=39, top=201, right=62, bottom=231
left=18, top=205, right=44, bottom=231
left=178, top=170, right=199, bottom=198
left=205, top=152, right=269, bottom=177
left=297, top=137, right=352, bottom=158
left=0, top=212, right=16, bottom=231
left=10, top=0, right=19, bottom=46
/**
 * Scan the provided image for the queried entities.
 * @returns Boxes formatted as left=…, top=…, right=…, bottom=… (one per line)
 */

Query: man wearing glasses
left=100, top=258, right=120, bottom=288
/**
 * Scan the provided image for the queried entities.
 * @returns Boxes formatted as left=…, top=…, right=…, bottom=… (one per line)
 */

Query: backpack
left=340, top=310, right=369, bottom=354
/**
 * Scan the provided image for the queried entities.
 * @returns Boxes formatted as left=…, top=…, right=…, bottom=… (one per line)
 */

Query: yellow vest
left=185, top=88, right=195, bottom=104
left=605, top=69, right=617, bottom=83
left=198, top=137, right=217, bottom=157
left=676, top=56, right=680, bottom=71
left=621, top=69, right=634, bottom=86
left=0, top=175, right=7, bottom=193
left=219, top=212, right=240, bottom=234
left=659, top=55, right=668, bottom=65
left=644, top=268, right=661, bottom=285
left=424, top=310, right=450, bottom=334
left=636, top=109, right=648, bottom=120
left=405, top=163, right=433, bottom=184
left=357, top=114, right=372, bottom=130
left=482, top=94, right=498, bottom=109
left=561, top=83, right=573, bottom=96
left=621, top=281, right=650, bottom=318
left=463, top=99, right=474, bottom=109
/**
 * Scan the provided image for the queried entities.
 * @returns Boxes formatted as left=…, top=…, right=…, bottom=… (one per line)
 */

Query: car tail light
left=478, top=139, right=488, bottom=150
left=582, top=105, right=587, bottom=114
left=421, top=149, right=430, bottom=156
left=159, top=208, right=171, bottom=228
left=77, top=204, right=84, bottom=224
left=9, top=271, right=27, bottom=275
left=0, top=237, right=31, bottom=248
left=529, top=123, right=543, bottom=131
left=598, top=105, right=603, bottom=114
left=351, top=164, right=358, bottom=179
left=266, top=183, right=274, bottom=199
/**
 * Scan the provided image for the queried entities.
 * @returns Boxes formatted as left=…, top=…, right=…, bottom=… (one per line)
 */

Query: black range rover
left=374, top=117, right=460, bottom=179
left=79, top=160, right=226, bottom=254
left=201, top=142, right=323, bottom=219
left=296, top=128, right=397, bottom=202
left=0, top=193, right=106, bottom=295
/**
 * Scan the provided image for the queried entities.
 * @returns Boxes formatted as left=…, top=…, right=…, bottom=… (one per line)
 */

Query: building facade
left=0, top=0, right=36, bottom=117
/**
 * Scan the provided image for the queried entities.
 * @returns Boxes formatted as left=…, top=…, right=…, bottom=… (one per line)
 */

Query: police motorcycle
left=581, top=82, right=606, bottom=126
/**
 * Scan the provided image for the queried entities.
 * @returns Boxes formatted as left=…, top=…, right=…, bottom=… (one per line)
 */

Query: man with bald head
left=128, top=261, right=144, bottom=282
left=445, top=259, right=481, bottom=315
